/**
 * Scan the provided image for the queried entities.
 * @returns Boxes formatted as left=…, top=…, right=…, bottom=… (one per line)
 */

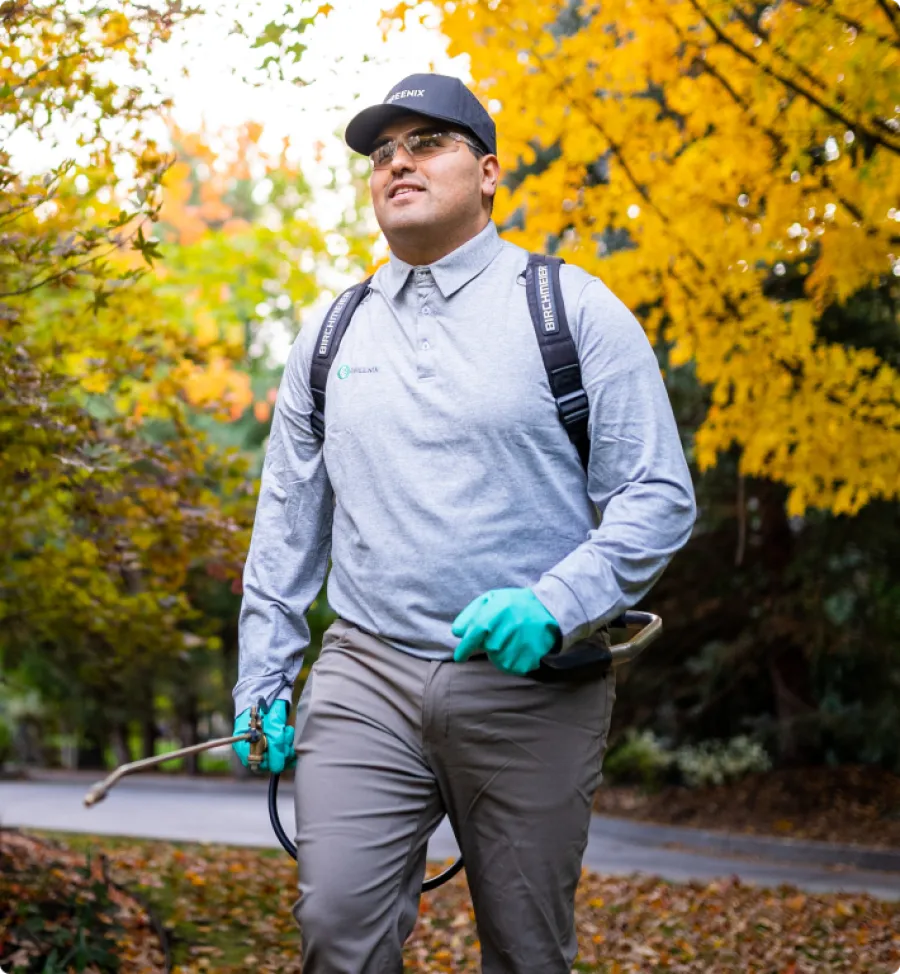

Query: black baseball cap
left=345, top=73, right=497, bottom=158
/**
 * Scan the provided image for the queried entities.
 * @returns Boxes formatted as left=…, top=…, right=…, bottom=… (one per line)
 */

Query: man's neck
left=387, top=216, right=490, bottom=266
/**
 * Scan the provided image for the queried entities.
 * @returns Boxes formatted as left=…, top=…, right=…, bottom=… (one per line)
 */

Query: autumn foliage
left=0, top=2, right=372, bottom=755
left=0, top=3, right=259, bottom=697
left=3, top=830, right=899, bottom=972
left=391, top=0, right=900, bottom=516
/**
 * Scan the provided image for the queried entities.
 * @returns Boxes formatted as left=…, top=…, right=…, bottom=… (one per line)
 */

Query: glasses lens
left=371, top=142, right=394, bottom=168
left=371, top=132, right=458, bottom=168
left=409, top=133, right=452, bottom=157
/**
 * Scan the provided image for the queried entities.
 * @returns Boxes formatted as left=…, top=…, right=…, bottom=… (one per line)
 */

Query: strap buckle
left=556, top=389, right=589, bottom=425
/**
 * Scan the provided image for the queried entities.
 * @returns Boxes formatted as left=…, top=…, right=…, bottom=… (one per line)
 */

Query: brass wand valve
left=247, top=699, right=268, bottom=773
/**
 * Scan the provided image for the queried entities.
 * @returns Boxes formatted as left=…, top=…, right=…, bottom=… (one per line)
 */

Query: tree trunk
left=77, top=725, right=108, bottom=770
left=768, top=651, right=817, bottom=763
left=59, top=722, right=78, bottom=770
left=756, top=481, right=815, bottom=764
left=180, top=695, right=200, bottom=776
left=139, top=681, right=158, bottom=760
left=141, top=717, right=158, bottom=761
left=110, top=722, right=131, bottom=768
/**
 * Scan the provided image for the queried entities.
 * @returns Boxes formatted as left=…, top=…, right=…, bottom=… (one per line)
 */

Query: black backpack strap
left=524, top=253, right=591, bottom=472
left=309, top=278, right=373, bottom=439
left=524, top=254, right=610, bottom=684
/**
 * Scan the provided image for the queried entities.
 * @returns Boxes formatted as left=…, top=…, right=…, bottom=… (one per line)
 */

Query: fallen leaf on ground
left=6, top=829, right=899, bottom=973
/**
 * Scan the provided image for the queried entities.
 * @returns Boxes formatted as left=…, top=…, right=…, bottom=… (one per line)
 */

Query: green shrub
left=603, top=729, right=673, bottom=788
left=672, top=735, right=772, bottom=788
left=604, top=731, right=772, bottom=790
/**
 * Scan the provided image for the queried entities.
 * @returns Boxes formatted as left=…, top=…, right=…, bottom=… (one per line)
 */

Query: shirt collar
left=382, top=221, right=502, bottom=300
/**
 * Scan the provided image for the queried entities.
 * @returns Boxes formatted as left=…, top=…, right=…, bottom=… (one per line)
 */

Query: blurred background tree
left=0, top=1, right=372, bottom=771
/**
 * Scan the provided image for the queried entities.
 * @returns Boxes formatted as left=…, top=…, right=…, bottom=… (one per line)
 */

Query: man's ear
left=481, top=154, right=500, bottom=201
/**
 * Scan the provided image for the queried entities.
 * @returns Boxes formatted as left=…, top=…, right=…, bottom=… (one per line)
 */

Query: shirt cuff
left=531, top=574, right=592, bottom=653
left=233, top=674, right=295, bottom=718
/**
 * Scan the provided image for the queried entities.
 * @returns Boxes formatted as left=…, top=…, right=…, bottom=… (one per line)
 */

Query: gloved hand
left=452, top=587, right=561, bottom=676
left=232, top=699, right=296, bottom=774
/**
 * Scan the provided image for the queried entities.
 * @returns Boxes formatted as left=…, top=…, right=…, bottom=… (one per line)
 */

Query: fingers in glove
left=453, top=611, right=493, bottom=662
left=451, top=592, right=491, bottom=638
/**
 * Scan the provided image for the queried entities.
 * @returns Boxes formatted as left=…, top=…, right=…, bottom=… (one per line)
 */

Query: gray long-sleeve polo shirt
left=233, top=221, right=697, bottom=715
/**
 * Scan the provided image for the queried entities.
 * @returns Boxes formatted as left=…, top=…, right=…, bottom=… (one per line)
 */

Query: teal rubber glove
left=232, top=699, right=296, bottom=774
left=452, top=587, right=561, bottom=676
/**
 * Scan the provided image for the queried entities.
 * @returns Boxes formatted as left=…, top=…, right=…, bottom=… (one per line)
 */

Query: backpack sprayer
left=82, top=610, right=661, bottom=892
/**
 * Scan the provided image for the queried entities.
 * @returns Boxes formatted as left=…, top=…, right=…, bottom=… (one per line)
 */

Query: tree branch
left=6, top=44, right=99, bottom=95
left=0, top=197, right=44, bottom=227
left=873, top=0, right=900, bottom=40
left=0, top=217, right=152, bottom=299
left=679, top=25, right=892, bottom=239
left=791, top=0, right=900, bottom=49
left=728, top=1, right=830, bottom=91
left=686, top=0, right=900, bottom=157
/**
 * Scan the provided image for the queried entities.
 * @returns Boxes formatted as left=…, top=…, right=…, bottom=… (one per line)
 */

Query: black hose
left=420, top=854, right=465, bottom=891
left=268, top=771, right=297, bottom=860
left=267, top=772, right=465, bottom=891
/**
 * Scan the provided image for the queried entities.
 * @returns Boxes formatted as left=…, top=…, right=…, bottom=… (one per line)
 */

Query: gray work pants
left=292, top=617, right=616, bottom=974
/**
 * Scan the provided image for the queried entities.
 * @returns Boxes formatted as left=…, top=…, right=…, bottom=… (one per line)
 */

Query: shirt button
left=422, top=306, right=432, bottom=315
left=421, top=340, right=430, bottom=350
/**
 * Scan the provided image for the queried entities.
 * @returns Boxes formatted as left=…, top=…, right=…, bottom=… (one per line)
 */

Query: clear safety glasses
left=369, top=130, right=483, bottom=169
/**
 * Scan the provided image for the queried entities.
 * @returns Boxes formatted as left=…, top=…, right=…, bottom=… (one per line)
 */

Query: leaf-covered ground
left=0, top=831, right=167, bottom=973
left=5, top=830, right=900, bottom=973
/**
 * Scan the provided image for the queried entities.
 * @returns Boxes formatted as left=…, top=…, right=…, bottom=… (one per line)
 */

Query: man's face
left=369, top=113, right=496, bottom=249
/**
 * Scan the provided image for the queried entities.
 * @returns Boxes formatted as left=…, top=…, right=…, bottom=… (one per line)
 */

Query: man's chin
left=380, top=211, right=434, bottom=235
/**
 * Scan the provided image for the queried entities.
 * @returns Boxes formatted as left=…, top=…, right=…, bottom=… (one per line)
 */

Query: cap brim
left=345, top=103, right=476, bottom=156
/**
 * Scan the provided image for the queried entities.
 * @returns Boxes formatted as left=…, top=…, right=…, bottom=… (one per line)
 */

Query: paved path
left=2, top=774, right=898, bottom=899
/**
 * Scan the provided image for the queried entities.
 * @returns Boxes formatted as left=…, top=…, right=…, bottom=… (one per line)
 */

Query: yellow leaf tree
left=393, top=0, right=900, bottom=517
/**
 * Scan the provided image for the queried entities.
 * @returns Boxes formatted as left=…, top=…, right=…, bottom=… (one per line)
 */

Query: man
left=233, top=73, right=696, bottom=973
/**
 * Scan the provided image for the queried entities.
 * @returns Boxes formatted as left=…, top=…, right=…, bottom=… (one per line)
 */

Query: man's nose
left=389, top=142, right=417, bottom=173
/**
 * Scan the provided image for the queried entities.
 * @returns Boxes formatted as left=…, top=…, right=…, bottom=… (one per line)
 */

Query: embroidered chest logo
left=337, top=363, right=379, bottom=379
